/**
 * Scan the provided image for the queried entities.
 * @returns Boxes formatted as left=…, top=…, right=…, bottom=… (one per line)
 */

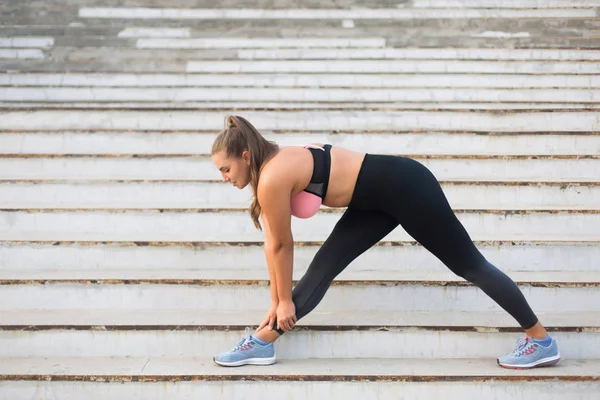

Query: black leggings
left=274, top=154, right=539, bottom=335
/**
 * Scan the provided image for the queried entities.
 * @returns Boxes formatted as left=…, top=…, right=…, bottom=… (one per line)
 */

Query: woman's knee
left=443, top=252, right=489, bottom=282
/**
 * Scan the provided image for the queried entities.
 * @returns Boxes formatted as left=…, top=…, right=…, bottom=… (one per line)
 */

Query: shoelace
left=512, top=337, right=534, bottom=356
left=231, top=327, right=252, bottom=352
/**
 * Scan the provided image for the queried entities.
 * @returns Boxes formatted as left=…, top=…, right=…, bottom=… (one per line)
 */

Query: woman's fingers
left=256, top=318, right=268, bottom=333
left=283, top=318, right=295, bottom=331
left=275, top=316, right=298, bottom=331
left=278, top=320, right=288, bottom=332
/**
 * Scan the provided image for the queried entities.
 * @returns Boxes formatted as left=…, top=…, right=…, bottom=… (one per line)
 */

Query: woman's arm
left=257, top=172, right=296, bottom=333
left=266, top=242, right=294, bottom=303
left=258, top=181, right=294, bottom=302
left=262, top=211, right=279, bottom=304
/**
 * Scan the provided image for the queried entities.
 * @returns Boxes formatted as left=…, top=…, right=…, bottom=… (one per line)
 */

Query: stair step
left=1, top=155, right=598, bottom=181
left=413, top=0, right=599, bottom=8
left=0, top=357, right=598, bottom=400
left=7, top=53, right=600, bottom=72
left=0, top=180, right=597, bottom=209
left=152, top=39, right=393, bottom=51
left=5, top=87, right=600, bottom=103
left=5, top=23, right=600, bottom=45
left=78, top=7, right=596, bottom=20
left=6, top=0, right=600, bottom=11
left=1, top=209, right=597, bottom=242
left=3, top=73, right=600, bottom=88
left=2, top=240, right=599, bottom=273
left=2, top=309, right=598, bottom=328
left=1, top=359, right=598, bottom=400
left=0, top=49, right=45, bottom=60
left=2, top=110, right=598, bottom=131
left=6, top=102, right=599, bottom=110
left=2, top=279, right=598, bottom=313
left=0, top=59, right=188, bottom=73
left=0, top=313, right=598, bottom=358
left=16, top=46, right=600, bottom=63
left=186, top=60, right=600, bottom=74
left=0, top=37, right=54, bottom=48
left=134, top=37, right=387, bottom=48
left=2, top=355, right=598, bottom=374
left=46, top=42, right=599, bottom=58
left=236, top=48, right=600, bottom=60
left=3, top=269, right=599, bottom=283
left=2, top=131, right=598, bottom=156
left=117, top=27, right=191, bottom=38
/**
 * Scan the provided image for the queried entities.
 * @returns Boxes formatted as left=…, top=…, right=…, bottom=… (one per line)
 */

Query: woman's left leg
left=215, top=206, right=398, bottom=366
left=376, top=156, right=560, bottom=368
left=383, top=157, right=541, bottom=331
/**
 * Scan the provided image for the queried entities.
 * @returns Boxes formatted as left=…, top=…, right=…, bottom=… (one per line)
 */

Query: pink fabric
left=290, top=190, right=322, bottom=219
left=279, top=144, right=324, bottom=218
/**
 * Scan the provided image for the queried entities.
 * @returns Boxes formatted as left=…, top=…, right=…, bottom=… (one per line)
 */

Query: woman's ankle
left=525, top=321, right=548, bottom=339
left=254, top=328, right=281, bottom=343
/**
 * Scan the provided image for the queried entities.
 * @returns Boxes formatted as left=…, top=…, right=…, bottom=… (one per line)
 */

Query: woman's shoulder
left=259, top=143, right=320, bottom=191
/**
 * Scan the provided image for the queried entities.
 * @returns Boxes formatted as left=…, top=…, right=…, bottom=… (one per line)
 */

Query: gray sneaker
left=497, top=336, right=561, bottom=369
left=213, top=327, right=276, bottom=367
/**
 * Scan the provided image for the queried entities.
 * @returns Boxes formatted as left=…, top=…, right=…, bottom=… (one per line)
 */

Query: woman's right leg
left=257, top=206, right=399, bottom=339
left=215, top=207, right=397, bottom=366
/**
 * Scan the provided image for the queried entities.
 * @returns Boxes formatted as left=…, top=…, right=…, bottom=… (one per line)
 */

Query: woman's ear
left=242, top=150, right=251, bottom=165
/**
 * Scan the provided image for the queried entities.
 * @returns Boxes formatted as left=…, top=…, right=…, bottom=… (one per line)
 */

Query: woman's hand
left=256, top=302, right=279, bottom=333
left=276, top=300, right=297, bottom=332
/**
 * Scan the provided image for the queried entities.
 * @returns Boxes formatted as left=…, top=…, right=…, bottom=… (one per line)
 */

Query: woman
left=210, top=115, right=561, bottom=370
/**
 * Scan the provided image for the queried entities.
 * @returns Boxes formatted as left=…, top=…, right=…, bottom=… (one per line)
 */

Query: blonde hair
left=211, top=115, right=279, bottom=231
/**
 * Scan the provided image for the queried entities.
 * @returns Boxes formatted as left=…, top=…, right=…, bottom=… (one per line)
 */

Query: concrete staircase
left=1, top=0, right=600, bottom=398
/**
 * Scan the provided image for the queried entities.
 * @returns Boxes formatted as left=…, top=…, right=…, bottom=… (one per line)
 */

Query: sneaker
left=497, top=336, right=561, bottom=370
left=213, top=327, right=276, bottom=367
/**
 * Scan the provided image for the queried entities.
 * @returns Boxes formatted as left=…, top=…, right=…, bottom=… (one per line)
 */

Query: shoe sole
left=213, top=356, right=277, bottom=367
left=497, top=354, right=561, bottom=370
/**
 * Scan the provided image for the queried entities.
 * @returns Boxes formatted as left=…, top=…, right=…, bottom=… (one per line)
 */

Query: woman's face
left=211, top=149, right=251, bottom=189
